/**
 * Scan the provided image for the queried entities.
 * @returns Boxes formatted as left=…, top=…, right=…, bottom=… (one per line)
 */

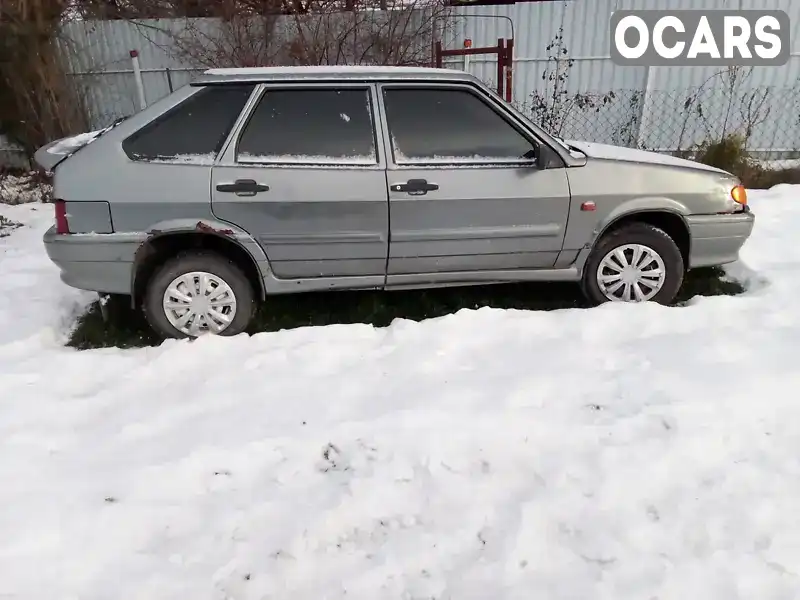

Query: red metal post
left=496, top=38, right=505, bottom=99
left=438, top=46, right=504, bottom=57
left=434, top=39, right=510, bottom=99
left=505, top=38, right=514, bottom=103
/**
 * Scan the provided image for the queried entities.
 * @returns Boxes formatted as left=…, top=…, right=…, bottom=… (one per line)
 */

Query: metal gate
left=433, top=37, right=514, bottom=102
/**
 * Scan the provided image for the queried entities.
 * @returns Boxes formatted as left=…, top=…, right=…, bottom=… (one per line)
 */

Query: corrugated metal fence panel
left=623, top=0, right=800, bottom=152
left=59, top=19, right=210, bottom=128
left=59, top=13, right=433, bottom=128
left=628, top=0, right=800, bottom=90
left=60, top=19, right=200, bottom=72
left=445, top=0, right=645, bottom=101
left=440, top=0, right=800, bottom=150
left=32, top=1, right=800, bottom=154
left=0, top=135, right=28, bottom=169
left=446, top=0, right=800, bottom=92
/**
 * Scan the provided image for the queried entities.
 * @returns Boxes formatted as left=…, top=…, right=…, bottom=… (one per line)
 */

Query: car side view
left=35, top=66, right=755, bottom=339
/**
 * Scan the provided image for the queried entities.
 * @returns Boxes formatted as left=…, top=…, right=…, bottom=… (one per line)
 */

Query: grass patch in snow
left=67, top=267, right=744, bottom=350
left=0, top=214, right=23, bottom=237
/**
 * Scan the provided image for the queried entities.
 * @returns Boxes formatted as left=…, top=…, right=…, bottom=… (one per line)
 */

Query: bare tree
left=129, top=0, right=450, bottom=70
left=161, top=12, right=285, bottom=68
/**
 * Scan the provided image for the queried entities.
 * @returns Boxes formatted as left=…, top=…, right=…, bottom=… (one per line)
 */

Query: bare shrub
left=690, top=134, right=800, bottom=189
left=0, top=0, right=91, bottom=157
left=283, top=0, right=447, bottom=67
left=155, top=14, right=285, bottom=68
left=516, top=26, right=643, bottom=146
left=130, top=0, right=451, bottom=70
left=694, top=134, right=751, bottom=174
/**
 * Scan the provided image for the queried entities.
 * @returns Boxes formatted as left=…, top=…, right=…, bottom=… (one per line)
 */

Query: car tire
left=581, top=222, right=684, bottom=306
left=143, top=251, right=256, bottom=339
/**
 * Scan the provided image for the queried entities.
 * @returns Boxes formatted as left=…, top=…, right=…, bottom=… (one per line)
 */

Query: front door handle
left=391, top=179, right=439, bottom=196
left=216, top=179, right=270, bottom=197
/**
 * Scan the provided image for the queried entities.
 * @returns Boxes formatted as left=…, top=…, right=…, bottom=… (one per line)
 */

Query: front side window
left=123, top=85, right=255, bottom=163
left=382, top=87, right=535, bottom=163
left=236, top=88, right=377, bottom=164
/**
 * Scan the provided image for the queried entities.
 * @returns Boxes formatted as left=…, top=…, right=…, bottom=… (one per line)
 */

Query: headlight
left=731, top=184, right=747, bottom=206
left=715, top=178, right=746, bottom=213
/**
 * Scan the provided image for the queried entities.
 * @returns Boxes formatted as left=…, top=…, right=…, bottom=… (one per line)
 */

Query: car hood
left=564, top=140, right=731, bottom=175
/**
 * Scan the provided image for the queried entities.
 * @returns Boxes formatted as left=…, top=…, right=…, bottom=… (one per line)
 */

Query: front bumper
left=686, top=207, right=755, bottom=269
left=43, top=226, right=144, bottom=295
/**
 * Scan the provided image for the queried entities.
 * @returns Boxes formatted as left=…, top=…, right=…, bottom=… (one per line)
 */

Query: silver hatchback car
left=36, top=66, right=754, bottom=339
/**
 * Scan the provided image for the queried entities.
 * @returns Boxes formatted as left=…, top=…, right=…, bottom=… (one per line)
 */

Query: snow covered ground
left=755, top=158, right=800, bottom=171
left=1, top=187, right=799, bottom=600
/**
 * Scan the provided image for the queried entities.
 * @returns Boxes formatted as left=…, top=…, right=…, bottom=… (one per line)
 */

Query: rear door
left=211, top=83, right=388, bottom=283
left=378, top=83, right=571, bottom=279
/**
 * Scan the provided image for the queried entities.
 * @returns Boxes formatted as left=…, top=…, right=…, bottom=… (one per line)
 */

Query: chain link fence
left=513, top=85, right=800, bottom=163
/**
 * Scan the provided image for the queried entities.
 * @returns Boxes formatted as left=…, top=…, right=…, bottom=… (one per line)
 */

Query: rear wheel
left=581, top=222, right=684, bottom=305
left=144, top=251, right=255, bottom=339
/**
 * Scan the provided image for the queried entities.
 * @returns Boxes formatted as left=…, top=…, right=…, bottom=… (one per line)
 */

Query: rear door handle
left=216, top=179, right=270, bottom=197
left=391, top=178, right=439, bottom=196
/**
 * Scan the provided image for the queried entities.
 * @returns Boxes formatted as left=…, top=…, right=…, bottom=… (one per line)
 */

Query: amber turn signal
left=731, top=185, right=747, bottom=205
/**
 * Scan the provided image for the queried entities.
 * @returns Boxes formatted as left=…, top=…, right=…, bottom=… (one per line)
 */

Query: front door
left=211, top=84, right=388, bottom=283
left=378, top=84, right=571, bottom=280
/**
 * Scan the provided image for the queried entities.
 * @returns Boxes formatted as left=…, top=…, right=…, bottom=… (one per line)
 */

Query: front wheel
left=143, top=251, right=256, bottom=339
left=581, top=222, right=684, bottom=305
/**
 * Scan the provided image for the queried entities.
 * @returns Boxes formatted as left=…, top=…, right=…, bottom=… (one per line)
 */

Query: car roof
left=191, top=65, right=479, bottom=85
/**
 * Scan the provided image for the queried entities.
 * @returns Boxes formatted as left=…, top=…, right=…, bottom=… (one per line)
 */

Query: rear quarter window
left=122, top=85, right=255, bottom=163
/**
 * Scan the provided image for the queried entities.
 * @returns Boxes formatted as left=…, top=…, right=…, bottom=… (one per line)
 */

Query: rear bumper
left=43, top=226, right=144, bottom=294
left=687, top=208, right=755, bottom=269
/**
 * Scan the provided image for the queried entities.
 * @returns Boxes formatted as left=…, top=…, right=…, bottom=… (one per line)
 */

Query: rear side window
left=123, top=85, right=255, bottom=163
left=236, top=88, right=377, bottom=164
left=382, top=87, right=535, bottom=163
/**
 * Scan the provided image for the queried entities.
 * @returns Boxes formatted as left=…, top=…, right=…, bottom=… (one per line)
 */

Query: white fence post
left=635, top=64, right=653, bottom=149
left=129, top=49, right=147, bottom=111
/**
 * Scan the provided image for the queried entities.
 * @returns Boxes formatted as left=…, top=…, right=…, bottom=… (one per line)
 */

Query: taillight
left=54, top=200, right=70, bottom=234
